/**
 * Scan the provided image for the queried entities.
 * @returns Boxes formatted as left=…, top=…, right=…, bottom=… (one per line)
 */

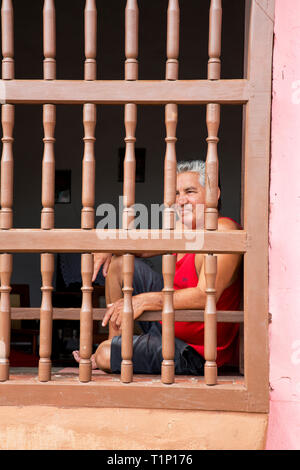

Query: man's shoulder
left=217, top=217, right=241, bottom=231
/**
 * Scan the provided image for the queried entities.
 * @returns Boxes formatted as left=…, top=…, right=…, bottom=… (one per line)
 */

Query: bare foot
left=72, top=350, right=98, bottom=370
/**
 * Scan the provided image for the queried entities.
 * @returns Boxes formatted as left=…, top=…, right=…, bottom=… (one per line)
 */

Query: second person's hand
left=92, top=253, right=113, bottom=282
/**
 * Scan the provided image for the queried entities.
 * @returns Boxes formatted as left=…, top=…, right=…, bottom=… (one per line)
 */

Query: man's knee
left=107, top=255, right=123, bottom=279
left=94, top=340, right=112, bottom=372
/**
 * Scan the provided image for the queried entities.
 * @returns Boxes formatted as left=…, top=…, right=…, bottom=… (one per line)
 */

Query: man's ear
left=217, top=187, right=220, bottom=200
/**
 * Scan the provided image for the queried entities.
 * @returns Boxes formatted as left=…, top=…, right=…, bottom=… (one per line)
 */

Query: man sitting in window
left=73, top=160, right=243, bottom=375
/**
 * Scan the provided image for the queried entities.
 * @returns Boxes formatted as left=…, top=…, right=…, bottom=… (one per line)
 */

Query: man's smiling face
left=176, top=171, right=206, bottom=230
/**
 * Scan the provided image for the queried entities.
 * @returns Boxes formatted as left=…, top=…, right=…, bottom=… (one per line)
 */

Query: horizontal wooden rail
left=0, top=229, right=247, bottom=253
left=1, top=79, right=250, bottom=105
left=0, top=381, right=251, bottom=412
left=11, top=307, right=244, bottom=323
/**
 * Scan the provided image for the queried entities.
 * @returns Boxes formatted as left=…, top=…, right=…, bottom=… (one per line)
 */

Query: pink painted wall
left=266, top=0, right=300, bottom=450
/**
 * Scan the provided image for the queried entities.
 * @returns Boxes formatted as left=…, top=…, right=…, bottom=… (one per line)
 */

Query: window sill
left=0, top=367, right=265, bottom=413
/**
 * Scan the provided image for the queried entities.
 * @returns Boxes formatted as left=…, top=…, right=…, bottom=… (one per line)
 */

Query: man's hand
left=102, top=295, right=145, bottom=331
left=92, top=253, right=113, bottom=282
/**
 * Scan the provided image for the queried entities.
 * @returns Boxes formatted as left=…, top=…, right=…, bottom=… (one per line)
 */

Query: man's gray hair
left=177, top=160, right=206, bottom=187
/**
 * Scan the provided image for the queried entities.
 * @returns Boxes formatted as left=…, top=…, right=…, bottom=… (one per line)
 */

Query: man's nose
left=177, top=194, right=188, bottom=205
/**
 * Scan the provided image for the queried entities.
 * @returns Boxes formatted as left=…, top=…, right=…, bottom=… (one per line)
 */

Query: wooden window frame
left=0, top=0, right=274, bottom=413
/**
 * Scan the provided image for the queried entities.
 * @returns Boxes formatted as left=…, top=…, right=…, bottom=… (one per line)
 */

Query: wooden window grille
left=0, top=0, right=274, bottom=412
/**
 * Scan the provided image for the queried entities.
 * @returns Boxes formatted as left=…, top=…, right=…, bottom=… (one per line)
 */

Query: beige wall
left=0, top=406, right=268, bottom=450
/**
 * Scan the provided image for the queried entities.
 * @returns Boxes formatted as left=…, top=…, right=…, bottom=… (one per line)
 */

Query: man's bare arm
left=92, top=251, right=163, bottom=282
left=134, top=287, right=207, bottom=313
left=102, top=288, right=207, bottom=330
left=136, top=252, right=164, bottom=258
left=133, top=251, right=242, bottom=313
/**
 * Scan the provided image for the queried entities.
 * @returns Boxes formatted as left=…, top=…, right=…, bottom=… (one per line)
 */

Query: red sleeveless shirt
left=171, top=217, right=242, bottom=367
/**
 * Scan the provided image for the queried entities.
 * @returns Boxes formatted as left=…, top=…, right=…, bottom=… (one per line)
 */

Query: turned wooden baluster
left=39, top=254, right=54, bottom=381
left=81, top=103, right=96, bottom=229
left=79, top=0, right=97, bottom=383
left=208, top=0, right=222, bottom=80
left=161, top=104, right=178, bottom=384
left=1, top=0, right=14, bottom=80
left=166, top=0, right=179, bottom=81
left=160, top=0, right=179, bottom=384
left=38, top=0, right=56, bottom=382
left=43, top=0, right=56, bottom=80
left=164, top=103, right=178, bottom=232
left=122, top=0, right=138, bottom=231
left=204, top=254, right=218, bottom=384
left=121, top=254, right=135, bottom=382
left=0, top=106, right=14, bottom=382
left=84, top=0, right=97, bottom=81
left=41, top=105, right=56, bottom=231
left=164, top=1, right=179, bottom=230
left=161, top=254, right=176, bottom=383
left=81, top=0, right=96, bottom=230
left=79, top=254, right=94, bottom=382
left=0, top=0, right=14, bottom=382
left=1, top=0, right=14, bottom=230
left=204, top=0, right=222, bottom=386
left=123, top=104, right=136, bottom=231
left=205, top=103, right=220, bottom=231
left=1, top=104, right=14, bottom=231
left=0, top=104, right=14, bottom=381
left=125, top=0, right=138, bottom=82
left=0, top=254, right=12, bottom=381
left=121, top=104, right=137, bottom=383
left=120, top=0, right=138, bottom=384
left=39, top=249, right=55, bottom=381
left=205, top=0, right=222, bottom=231
left=79, top=102, right=96, bottom=382
left=41, top=0, right=56, bottom=229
